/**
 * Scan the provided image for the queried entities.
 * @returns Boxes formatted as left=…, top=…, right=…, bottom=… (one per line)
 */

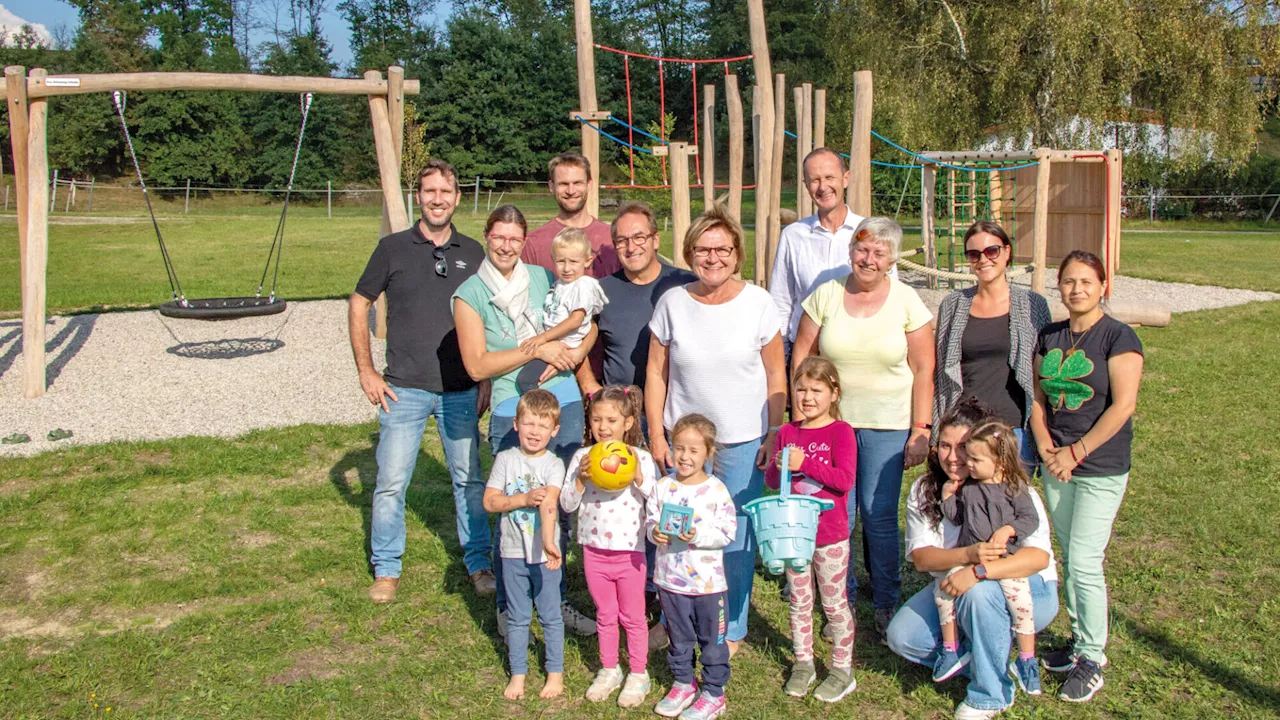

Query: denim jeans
left=502, top=558, right=564, bottom=676
left=372, top=385, right=488, bottom=579
left=489, top=401, right=584, bottom=613
left=848, top=428, right=908, bottom=610
left=886, top=575, right=1060, bottom=711
left=714, top=436, right=765, bottom=643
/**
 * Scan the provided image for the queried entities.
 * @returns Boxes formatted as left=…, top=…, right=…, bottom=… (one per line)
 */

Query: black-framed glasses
left=432, top=245, right=449, bottom=277
left=613, top=232, right=655, bottom=248
left=964, top=244, right=1004, bottom=264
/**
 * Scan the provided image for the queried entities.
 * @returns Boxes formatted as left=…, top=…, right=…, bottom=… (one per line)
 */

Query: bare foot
left=727, top=639, right=741, bottom=658
left=540, top=672, right=564, bottom=698
left=504, top=675, right=526, bottom=700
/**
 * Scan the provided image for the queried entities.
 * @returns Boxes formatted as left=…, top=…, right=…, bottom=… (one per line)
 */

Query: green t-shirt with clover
left=1036, top=314, right=1143, bottom=476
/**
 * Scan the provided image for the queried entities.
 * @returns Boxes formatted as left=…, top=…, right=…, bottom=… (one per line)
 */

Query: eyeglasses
left=692, top=246, right=735, bottom=260
left=613, top=232, right=655, bottom=248
left=432, top=245, right=449, bottom=277
left=487, top=235, right=525, bottom=248
left=964, top=244, right=1005, bottom=264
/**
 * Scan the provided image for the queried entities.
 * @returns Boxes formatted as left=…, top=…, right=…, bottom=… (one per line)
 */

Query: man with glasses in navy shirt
left=349, top=159, right=492, bottom=604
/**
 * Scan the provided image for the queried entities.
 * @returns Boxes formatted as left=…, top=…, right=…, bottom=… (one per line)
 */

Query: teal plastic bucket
left=743, top=446, right=833, bottom=575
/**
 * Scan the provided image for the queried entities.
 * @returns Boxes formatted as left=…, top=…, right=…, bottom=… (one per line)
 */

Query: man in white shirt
left=769, top=148, right=896, bottom=353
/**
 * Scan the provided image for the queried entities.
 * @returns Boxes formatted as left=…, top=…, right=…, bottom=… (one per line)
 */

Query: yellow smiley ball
left=587, top=440, right=638, bottom=491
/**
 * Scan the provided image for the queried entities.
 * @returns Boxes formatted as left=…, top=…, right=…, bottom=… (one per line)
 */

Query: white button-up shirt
left=769, top=205, right=898, bottom=346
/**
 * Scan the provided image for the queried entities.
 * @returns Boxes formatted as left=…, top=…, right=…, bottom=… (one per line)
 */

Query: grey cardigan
left=932, top=284, right=1052, bottom=428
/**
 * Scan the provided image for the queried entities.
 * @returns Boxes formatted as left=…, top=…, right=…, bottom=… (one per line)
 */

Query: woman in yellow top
left=792, top=216, right=936, bottom=639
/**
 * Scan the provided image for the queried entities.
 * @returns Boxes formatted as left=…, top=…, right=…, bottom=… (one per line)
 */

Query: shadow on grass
left=1115, top=613, right=1280, bottom=713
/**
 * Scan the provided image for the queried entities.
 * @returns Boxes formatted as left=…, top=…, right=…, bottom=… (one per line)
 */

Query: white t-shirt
left=645, top=475, right=738, bottom=595
left=542, top=276, right=608, bottom=348
left=649, top=283, right=782, bottom=444
left=559, top=445, right=659, bottom=553
left=485, top=448, right=567, bottom=563
left=903, top=475, right=1057, bottom=583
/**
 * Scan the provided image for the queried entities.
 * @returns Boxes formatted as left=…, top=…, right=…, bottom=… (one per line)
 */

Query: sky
left=0, top=0, right=452, bottom=71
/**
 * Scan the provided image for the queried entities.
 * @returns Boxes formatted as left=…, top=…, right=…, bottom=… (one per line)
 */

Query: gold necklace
left=1068, top=313, right=1103, bottom=355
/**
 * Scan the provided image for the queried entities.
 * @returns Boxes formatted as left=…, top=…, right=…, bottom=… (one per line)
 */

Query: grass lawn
left=2, top=301, right=1278, bottom=718
left=1112, top=231, right=1280, bottom=292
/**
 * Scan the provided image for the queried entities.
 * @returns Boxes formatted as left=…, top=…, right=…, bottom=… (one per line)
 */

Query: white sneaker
left=585, top=666, right=625, bottom=702
left=562, top=601, right=598, bottom=636
left=953, top=700, right=1005, bottom=719
left=497, top=609, right=508, bottom=642
left=617, top=671, right=651, bottom=707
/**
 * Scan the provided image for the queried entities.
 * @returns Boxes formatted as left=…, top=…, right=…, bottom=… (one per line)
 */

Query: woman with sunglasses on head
left=646, top=204, right=787, bottom=658
left=933, top=220, right=1052, bottom=465
left=454, top=204, right=600, bottom=639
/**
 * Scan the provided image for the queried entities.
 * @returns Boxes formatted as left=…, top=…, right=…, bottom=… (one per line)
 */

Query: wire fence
left=13, top=175, right=1280, bottom=225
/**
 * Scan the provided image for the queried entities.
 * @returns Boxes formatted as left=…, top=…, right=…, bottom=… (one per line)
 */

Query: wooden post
left=23, top=68, right=48, bottom=398
left=702, top=83, right=716, bottom=211
left=1031, top=148, right=1051, bottom=294
left=725, top=75, right=745, bottom=223
left=573, top=0, right=601, bottom=219
left=800, top=83, right=814, bottom=217
left=921, top=163, right=937, bottom=291
left=327, top=180, right=332, bottom=218
left=368, top=69, right=410, bottom=339
left=7, top=65, right=30, bottom=357
left=988, top=170, right=1003, bottom=226
left=653, top=142, right=698, bottom=269
left=751, top=84, right=762, bottom=227
left=473, top=176, right=480, bottom=214
left=1106, top=148, right=1123, bottom=278
left=848, top=70, right=873, bottom=216
left=747, top=0, right=774, bottom=287
left=49, top=168, right=57, bottom=212
left=793, top=86, right=805, bottom=219
left=768, top=73, right=786, bottom=287
left=814, top=88, right=826, bottom=148
left=4, top=184, right=8, bottom=211
left=67, top=178, right=75, bottom=212
left=87, top=177, right=93, bottom=213
left=183, top=177, right=190, bottom=214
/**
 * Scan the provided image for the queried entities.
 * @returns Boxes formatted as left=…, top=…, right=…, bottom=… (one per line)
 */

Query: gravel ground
left=2, top=273, right=1277, bottom=457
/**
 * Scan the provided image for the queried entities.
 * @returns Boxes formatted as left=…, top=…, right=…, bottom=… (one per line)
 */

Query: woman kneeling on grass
left=885, top=398, right=1060, bottom=720
left=1030, top=250, right=1144, bottom=703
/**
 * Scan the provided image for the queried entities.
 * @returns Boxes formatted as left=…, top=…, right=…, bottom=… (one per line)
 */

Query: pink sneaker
left=678, top=691, right=726, bottom=720
left=654, top=682, right=698, bottom=717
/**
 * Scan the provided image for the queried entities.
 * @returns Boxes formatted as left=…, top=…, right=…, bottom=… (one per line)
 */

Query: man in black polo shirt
left=349, top=159, right=492, bottom=604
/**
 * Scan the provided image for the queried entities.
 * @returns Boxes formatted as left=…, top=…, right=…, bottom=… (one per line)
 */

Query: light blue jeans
left=372, top=385, right=488, bottom=579
left=502, top=558, right=564, bottom=676
left=714, top=436, right=765, bottom=643
left=887, top=575, right=1060, bottom=711
left=848, top=428, right=908, bottom=610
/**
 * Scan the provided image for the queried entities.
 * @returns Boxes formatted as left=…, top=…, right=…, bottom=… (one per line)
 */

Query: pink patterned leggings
left=934, top=567, right=1035, bottom=636
left=786, top=540, right=855, bottom=667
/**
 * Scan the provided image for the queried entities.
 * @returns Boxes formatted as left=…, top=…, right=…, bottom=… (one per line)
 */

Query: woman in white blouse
left=645, top=204, right=787, bottom=654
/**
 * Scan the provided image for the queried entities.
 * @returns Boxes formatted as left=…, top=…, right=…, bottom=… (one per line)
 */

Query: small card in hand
left=659, top=503, right=694, bottom=536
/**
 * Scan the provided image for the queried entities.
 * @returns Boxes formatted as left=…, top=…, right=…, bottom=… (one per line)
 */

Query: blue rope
left=784, top=128, right=920, bottom=169
left=574, top=115, right=654, bottom=154
left=606, top=115, right=669, bottom=145
left=870, top=129, right=1040, bottom=172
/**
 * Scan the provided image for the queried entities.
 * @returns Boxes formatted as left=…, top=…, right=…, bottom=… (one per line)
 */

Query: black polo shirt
left=355, top=223, right=484, bottom=393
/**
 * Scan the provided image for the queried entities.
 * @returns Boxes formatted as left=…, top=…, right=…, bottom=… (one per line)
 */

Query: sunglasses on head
left=432, top=245, right=449, bottom=277
left=964, top=244, right=1004, bottom=264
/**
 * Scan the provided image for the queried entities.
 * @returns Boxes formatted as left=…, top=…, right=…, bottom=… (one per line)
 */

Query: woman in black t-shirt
left=1030, top=250, right=1144, bottom=704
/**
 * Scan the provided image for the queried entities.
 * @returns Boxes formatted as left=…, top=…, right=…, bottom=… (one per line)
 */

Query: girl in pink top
left=765, top=356, right=858, bottom=702
left=560, top=385, right=658, bottom=707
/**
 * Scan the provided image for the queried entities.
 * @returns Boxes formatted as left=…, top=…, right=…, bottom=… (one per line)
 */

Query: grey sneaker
left=496, top=609, right=508, bottom=641
left=649, top=620, right=670, bottom=651
left=617, top=671, right=651, bottom=707
left=874, top=607, right=894, bottom=646
left=562, top=601, right=598, bottom=636
left=813, top=666, right=857, bottom=703
left=784, top=661, right=816, bottom=697
left=585, top=666, right=624, bottom=702
left=821, top=622, right=835, bottom=642
left=1058, top=658, right=1104, bottom=703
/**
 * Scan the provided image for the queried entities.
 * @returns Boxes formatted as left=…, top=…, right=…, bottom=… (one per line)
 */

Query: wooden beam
left=768, top=73, right=786, bottom=289
left=725, top=74, right=744, bottom=223
left=921, top=164, right=937, bottom=291
left=387, top=66, right=405, bottom=170
left=747, top=0, right=774, bottom=287
left=702, top=83, right=716, bottom=211
left=23, top=68, right=48, bottom=399
left=922, top=150, right=1040, bottom=162
left=368, top=70, right=409, bottom=339
left=800, top=83, right=813, bottom=218
left=26, top=71, right=419, bottom=98
left=794, top=86, right=805, bottom=220
left=813, top=88, right=826, bottom=149
left=1031, top=150, right=1052, bottom=294
left=653, top=142, right=698, bottom=268
left=573, top=0, right=601, bottom=219
left=848, top=70, right=873, bottom=216
left=988, top=169, right=1004, bottom=226
left=6, top=66, right=29, bottom=301
left=1107, top=148, right=1123, bottom=276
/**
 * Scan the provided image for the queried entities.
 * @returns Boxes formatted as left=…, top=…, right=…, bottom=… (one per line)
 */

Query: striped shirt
left=769, top=206, right=897, bottom=346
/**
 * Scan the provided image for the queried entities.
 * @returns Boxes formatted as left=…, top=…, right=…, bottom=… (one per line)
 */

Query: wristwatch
left=973, top=564, right=988, bottom=581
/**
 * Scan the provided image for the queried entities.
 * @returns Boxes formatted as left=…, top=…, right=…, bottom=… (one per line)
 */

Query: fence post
left=87, top=177, right=94, bottom=213
left=327, top=180, right=332, bottom=218
left=67, top=179, right=74, bottom=212
left=1265, top=194, right=1280, bottom=224
left=4, top=184, right=8, bottom=212
left=184, top=178, right=191, bottom=214
left=487, top=186, right=493, bottom=212
left=1149, top=192, right=1155, bottom=223
left=405, top=190, right=411, bottom=218
left=473, top=176, right=480, bottom=214
left=50, top=169, right=57, bottom=212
